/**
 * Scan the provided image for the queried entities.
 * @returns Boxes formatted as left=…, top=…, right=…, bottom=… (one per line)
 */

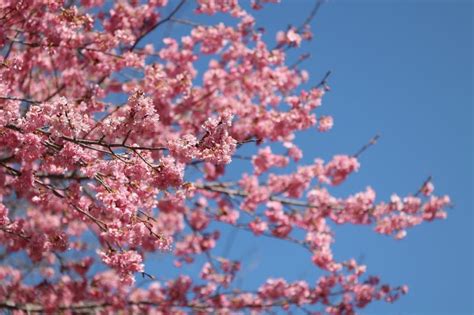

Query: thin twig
left=0, top=96, right=41, bottom=104
left=414, top=175, right=433, bottom=197
left=352, top=134, right=380, bottom=158
left=169, top=17, right=205, bottom=27
left=129, top=0, right=187, bottom=51
left=289, top=53, right=311, bottom=69
left=315, top=70, right=332, bottom=89
left=298, top=0, right=326, bottom=32
left=194, top=183, right=320, bottom=209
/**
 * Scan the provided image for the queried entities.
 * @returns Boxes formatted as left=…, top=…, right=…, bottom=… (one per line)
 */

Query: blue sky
left=144, top=1, right=473, bottom=314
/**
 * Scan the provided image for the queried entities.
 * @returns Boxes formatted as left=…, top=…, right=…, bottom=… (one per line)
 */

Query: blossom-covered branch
left=0, top=0, right=449, bottom=314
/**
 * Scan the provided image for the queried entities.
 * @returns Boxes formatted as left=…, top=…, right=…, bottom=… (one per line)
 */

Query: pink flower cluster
left=98, top=250, right=144, bottom=285
left=252, top=146, right=289, bottom=175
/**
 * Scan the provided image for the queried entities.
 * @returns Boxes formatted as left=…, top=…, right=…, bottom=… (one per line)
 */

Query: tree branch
left=129, top=0, right=187, bottom=51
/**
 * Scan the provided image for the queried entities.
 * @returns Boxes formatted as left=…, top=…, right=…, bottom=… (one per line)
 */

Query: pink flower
left=239, top=174, right=270, bottom=211
left=189, top=209, right=210, bottom=231
left=249, top=218, right=268, bottom=235
left=318, top=115, right=334, bottom=132
left=277, top=28, right=302, bottom=47
left=421, top=181, right=434, bottom=196
left=325, top=155, right=360, bottom=185
left=252, top=146, right=289, bottom=175
left=284, top=142, right=303, bottom=162
left=98, top=250, right=144, bottom=285
left=198, top=112, right=237, bottom=165
left=153, top=156, right=185, bottom=189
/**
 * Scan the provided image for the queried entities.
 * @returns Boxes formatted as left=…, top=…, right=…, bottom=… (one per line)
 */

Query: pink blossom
left=189, top=209, right=210, bottom=231
left=325, top=155, right=360, bottom=185
left=249, top=218, right=268, bottom=235
left=98, top=250, right=144, bottom=285
left=277, top=28, right=302, bottom=47
left=421, top=181, right=435, bottom=196
left=252, top=146, right=289, bottom=175
left=196, top=0, right=240, bottom=15
left=153, top=156, right=185, bottom=189
left=318, top=115, right=334, bottom=132
left=198, top=112, right=237, bottom=165
left=239, top=174, right=270, bottom=211
left=284, top=142, right=303, bottom=162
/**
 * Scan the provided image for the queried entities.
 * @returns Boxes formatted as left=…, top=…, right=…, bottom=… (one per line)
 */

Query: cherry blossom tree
left=0, top=0, right=450, bottom=314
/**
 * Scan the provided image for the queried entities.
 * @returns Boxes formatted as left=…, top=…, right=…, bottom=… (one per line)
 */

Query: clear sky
left=145, top=1, right=473, bottom=314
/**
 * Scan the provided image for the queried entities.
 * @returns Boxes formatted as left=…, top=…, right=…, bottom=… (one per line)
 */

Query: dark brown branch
left=0, top=227, right=31, bottom=241
left=315, top=70, right=332, bottom=89
left=35, top=173, right=90, bottom=181
left=43, top=84, right=65, bottom=102
left=129, top=0, right=187, bottom=51
left=414, top=175, right=433, bottom=197
left=0, top=160, right=20, bottom=176
left=352, top=134, right=380, bottom=158
left=169, top=17, right=205, bottom=27
left=297, top=0, right=326, bottom=32
left=194, top=183, right=321, bottom=209
left=0, top=96, right=41, bottom=104
left=0, top=161, right=108, bottom=232
left=290, top=53, right=311, bottom=69
left=5, top=124, right=167, bottom=154
left=0, top=294, right=333, bottom=313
